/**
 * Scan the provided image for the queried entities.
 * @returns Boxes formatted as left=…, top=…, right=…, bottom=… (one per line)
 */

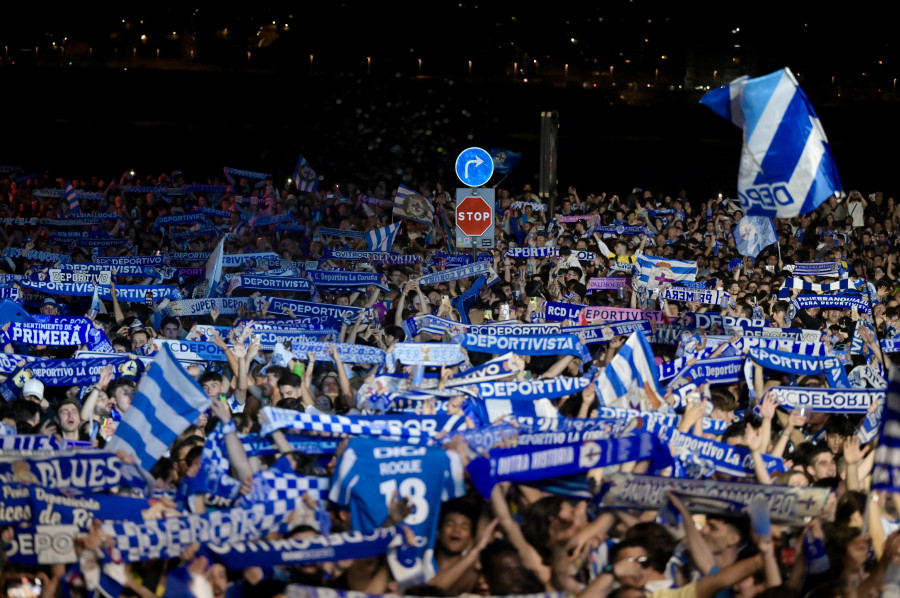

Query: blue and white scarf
left=787, top=261, right=843, bottom=278
left=593, top=225, right=650, bottom=236
left=386, top=343, right=466, bottom=370
left=165, top=251, right=212, bottom=262
left=164, top=297, right=253, bottom=317
left=666, top=428, right=784, bottom=478
left=93, top=255, right=171, bottom=267
left=561, top=321, right=653, bottom=345
left=222, top=252, right=281, bottom=267
left=466, top=433, right=664, bottom=498
left=263, top=297, right=372, bottom=326
left=580, top=305, right=668, bottom=323
left=315, top=227, right=368, bottom=240
left=260, top=407, right=464, bottom=441
left=768, top=386, right=880, bottom=414
left=323, top=248, right=421, bottom=265
left=665, top=356, right=744, bottom=390
left=778, top=276, right=864, bottom=299
left=152, top=212, right=211, bottom=231
left=459, top=322, right=562, bottom=336
left=224, top=167, right=272, bottom=179
left=236, top=274, right=313, bottom=294
left=0, top=355, right=142, bottom=401
left=661, top=286, right=729, bottom=307
left=0, top=453, right=146, bottom=492
left=510, top=201, right=546, bottom=211
left=475, top=377, right=590, bottom=401
left=504, top=247, right=596, bottom=261
left=206, top=526, right=398, bottom=570
left=586, top=277, right=629, bottom=292
left=307, top=269, right=388, bottom=291
left=102, top=498, right=298, bottom=563
left=418, top=261, right=496, bottom=287
left=749, top=347, right=851, bottom=388
left=597, top=473, right=830, bottom=525
left=147, top=339, right=229, bottom=362
left=290, top=341, right=384, bottom=365
left=453, top=333, right=590, bottom=362
left=3, top=248, right=72, bottom=263
left=679, top=312, right=767, bottom=330
left=16, top=281, right=182, bottom=302
left=792, top=293, right=871, bottom=315
left=251, top=213, right=296, bottom=230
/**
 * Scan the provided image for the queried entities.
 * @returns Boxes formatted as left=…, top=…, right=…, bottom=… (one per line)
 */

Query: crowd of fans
left=0, top=166, right=898, bottom=598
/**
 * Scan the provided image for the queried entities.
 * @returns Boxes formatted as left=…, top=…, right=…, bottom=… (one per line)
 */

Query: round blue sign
left=455, top=147, right=494, bottom=188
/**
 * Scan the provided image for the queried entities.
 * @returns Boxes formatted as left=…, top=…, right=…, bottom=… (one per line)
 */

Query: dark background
left=2, top=2, right=898, bottom=200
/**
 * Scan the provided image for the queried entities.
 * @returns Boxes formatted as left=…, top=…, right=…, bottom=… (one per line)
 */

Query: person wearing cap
left=40, top=297, right=60, bottom=316
left=22, top=378, right=49, bottom=411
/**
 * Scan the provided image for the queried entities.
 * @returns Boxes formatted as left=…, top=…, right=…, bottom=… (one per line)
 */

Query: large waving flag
left=733, top=215, right=777, bottom=259
left=488, top=148, right=523, bottom=175
left=366, top=222, right=401, bottom=252
left=393, top=184, right=434, bottom=225
left=65, top=182, right=80, bottom=215
left=700, top=67, right=841, bottom=218
left=200, top=236, right=226, bottom=298
left=634, top=254, right=697, bottom=290
left=872, top=364, right=900, bottom=492
left=292, top=154, right=319, bottom=193
left=596, top=331, right=663, bottom=411
left=105, top=344, right=210, bottom=471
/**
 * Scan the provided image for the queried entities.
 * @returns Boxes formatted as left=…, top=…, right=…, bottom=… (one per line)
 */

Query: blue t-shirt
left=329, top=437, right=465, bottom=575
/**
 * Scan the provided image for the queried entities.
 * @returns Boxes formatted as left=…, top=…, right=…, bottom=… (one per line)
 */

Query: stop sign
left=456, top=196, right=493, bottom=236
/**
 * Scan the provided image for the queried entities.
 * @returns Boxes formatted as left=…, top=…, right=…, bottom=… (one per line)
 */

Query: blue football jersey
left=329, top=437, right=465, bottom=567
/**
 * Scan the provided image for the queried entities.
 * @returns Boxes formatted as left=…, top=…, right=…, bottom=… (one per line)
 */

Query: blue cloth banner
left=666, top=357, right=744, bottom=389
left=152, top=212, right=211, bottom=231
left=222, top=252, right=281, bottom=268
left=680, top=313, right=768, bottom=330
left=3, top=316, right=96, bottom=347
left=315, top=227, right=368, bottom=240
left=542, top=301, right=587, bottom=322
left=700, top=67, right=841, bottom=218
left=1, top=355, right=143, bottom=401
left=586, top=277, right=629, bottom=292
left=323, top=248, right=421, bottom=265
left=593, top=225, right=650, bottom=236
left=263, top=297, right=371, bottom=326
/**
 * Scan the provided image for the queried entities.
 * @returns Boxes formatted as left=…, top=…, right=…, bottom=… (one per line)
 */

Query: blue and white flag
left=293, top=154, right=319, bottom=192
left=700, top=67, right=842, bottom=218
left=872, top=365, right=900, bottom=492
left=202, top=237, right=226, bottom=298
left=596, top=331, right=664, bottom=410
left=65, top=182, right=80, bottom=215
left=393, top=184, right=434, bottom=225
left=733, top=216, right=777, bottom=258
left=105, top=344, right=210, bottom=471
left=634, top=254, right=697, bottom=290
left=488, top=147, right=522, bottom=174
left=366, top=222, right=401, bottom=252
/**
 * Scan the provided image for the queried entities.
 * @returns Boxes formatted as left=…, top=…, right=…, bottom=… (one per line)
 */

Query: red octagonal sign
left=456, top=196, right=493, bottom=236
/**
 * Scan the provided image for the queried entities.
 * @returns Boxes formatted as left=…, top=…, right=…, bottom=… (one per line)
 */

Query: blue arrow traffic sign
left=455, top=147, right=494, bottom=188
